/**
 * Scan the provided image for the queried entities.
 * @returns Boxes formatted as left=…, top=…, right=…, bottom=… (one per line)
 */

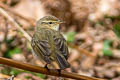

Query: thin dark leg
left=57, top=69, right=61, bottom=76
left=44, top=64, right=49, bottom=71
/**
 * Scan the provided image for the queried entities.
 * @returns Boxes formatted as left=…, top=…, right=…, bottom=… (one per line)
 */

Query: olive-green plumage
left=31, top=16, right=70, bottom=69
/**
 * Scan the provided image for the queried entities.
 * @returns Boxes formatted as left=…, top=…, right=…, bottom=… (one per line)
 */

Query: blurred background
left=0, top=0, right=120, bottom=80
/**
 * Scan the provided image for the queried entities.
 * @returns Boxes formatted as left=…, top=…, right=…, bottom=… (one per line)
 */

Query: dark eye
left=48, top=22, right=53, bottom=24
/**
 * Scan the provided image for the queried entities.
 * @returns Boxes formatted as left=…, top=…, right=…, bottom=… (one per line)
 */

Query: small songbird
left=31, top=15, right=70, bottom=69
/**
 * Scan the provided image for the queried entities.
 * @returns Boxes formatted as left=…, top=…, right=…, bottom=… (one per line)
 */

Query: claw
left=57, top=69, right=61, bottom=76
left=44, top=64, right=49, bottom=70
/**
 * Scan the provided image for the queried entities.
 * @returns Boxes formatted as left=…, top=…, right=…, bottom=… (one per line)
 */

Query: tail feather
left=56, top=53, right=70, bottom=69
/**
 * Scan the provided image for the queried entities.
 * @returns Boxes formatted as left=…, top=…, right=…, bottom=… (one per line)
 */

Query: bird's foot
left=57, top=69, right=61, bottom=76
left=44, top=64, right=49, bottom=71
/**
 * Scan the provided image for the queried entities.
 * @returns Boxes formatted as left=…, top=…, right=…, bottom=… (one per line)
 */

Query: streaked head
left=36, top=15, right=64, bottom=31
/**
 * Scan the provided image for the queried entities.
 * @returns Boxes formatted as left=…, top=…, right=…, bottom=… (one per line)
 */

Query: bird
left=31, top=15, right=70, bottom=70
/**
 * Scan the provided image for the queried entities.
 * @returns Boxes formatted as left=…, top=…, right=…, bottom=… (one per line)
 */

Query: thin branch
left=4, top=18, right=8, bottom=41
left=0, top=7, right=31, bottom=42
left=69, top=43, right=95, bottom=57
left=0, top=2, right=35, bottom=26
left=0, top=7, right=105, bottom=80
left=0, top=57, right=105, bottom=80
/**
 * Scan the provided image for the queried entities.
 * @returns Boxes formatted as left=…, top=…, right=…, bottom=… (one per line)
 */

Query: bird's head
left=36, top=15, right=64, bottom=31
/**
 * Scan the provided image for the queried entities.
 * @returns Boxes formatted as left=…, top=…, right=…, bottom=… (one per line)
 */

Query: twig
left=69, top=43, right=95, bottom=57
left=4, top=18, right=8, bottom=41
left=0, top=57, right=105, bottom=80
left=0, top=7, right=105, bottom=80
left=0, top=7, right=31, bottom=42
left=0, top=2, right=35, bottom=26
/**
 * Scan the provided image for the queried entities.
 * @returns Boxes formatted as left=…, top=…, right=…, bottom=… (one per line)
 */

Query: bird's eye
left=48, top=22, right=53, bottom=24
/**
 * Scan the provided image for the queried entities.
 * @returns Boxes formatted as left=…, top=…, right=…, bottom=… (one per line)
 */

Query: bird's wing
left=31, top=38, right=52, bottom=63
left=53, top=34, right=69, bottom=60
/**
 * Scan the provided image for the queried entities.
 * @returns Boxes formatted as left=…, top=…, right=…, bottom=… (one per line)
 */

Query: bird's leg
left=57, top=69, right=61, bottom=76
left=44, top=64, right=49, bottom=71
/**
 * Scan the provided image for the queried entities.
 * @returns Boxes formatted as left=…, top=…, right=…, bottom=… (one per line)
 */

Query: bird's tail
left=55, top=51, right=70, bottom=70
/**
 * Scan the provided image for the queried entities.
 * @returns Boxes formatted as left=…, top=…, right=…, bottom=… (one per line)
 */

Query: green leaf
left=96, top=21, right=104, bottom=25
left=5, top=39, right=14, bottom=44
left=24, top=71, right=45, bottom=79
left=6, top=47, right=22, bottom=58
left=103, top=49, right=113, bottom=56
left=1, top=68, right=9, bottom=75
left=103, top=40, right=112, bottom=49
left=104, top=15, right=120, bottom=20
left=25, top=76, right=32, bottom=79
left=10, top=68, right=22, bottom=76
left=113, top=22, right=120, bottom=38
left=102, top=40, right=113, bottom=57
left=66, top=32, right=76, bottom=42
left=34, top=73, right=45, bottom=78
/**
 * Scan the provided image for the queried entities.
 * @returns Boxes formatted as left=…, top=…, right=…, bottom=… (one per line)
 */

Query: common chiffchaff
left=31, top=16, right=70, bottom=69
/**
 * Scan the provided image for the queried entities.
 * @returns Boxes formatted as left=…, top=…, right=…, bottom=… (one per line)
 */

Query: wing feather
left=53, top=35, right=69, bottom=59
left=31, top=39, right=51, bottom=63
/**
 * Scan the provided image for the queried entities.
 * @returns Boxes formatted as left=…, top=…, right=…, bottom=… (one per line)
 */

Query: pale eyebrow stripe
left=42, top=21, right=57, bottom=23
